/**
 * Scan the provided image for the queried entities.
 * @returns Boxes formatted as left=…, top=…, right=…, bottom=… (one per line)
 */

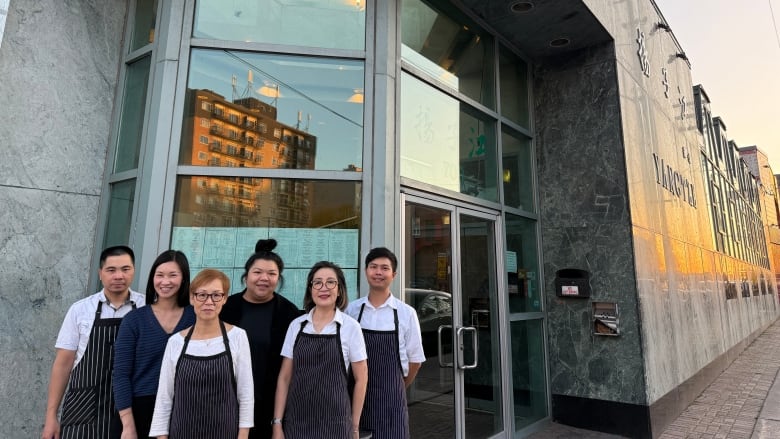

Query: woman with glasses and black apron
left=271, top=261, right=368, bottom=439
left=149, top=269, right=254, bottom=439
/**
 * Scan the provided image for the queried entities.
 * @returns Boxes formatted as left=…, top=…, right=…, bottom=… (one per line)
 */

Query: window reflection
left=193, top=0, right=366, bottom=50
left=505, top=213, right=540, bottom=313
left=401, top=0, right=494, bottom=107
left=172, top=177, right=362, bottom=306
left=114, top=56, right=151, bottom=172
left=130, top=0, right=157, bottom=52
left=180, top=50, right=364, bottom=171
left=510, top=319, right=547, bottom=430
left=499, top=46, right=530, bottom=128
left=400, top=72, right=497, bottom=202
left=174, top=177, right=360, bottom=229
left=502, top=129, right=534, bottom=212
left=103, top=179, right=136, bottom=248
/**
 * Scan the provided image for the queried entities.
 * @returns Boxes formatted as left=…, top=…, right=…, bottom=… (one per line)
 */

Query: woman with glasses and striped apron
left=272, top=261, right=368, bottom=439
left=149, top=269, right=254, bottom=439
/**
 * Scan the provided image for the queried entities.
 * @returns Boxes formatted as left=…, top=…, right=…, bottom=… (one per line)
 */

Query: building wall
left=535, top=40, right=646, bottom=410
left=535, top=0, right=778, bottom=436
left=581, top=0, right=778, bottom=435
left=0, top=0, right=126, bottom=435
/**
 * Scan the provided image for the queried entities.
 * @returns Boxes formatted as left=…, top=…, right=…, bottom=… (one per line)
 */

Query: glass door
left=403, top=196, right=505, bottom=438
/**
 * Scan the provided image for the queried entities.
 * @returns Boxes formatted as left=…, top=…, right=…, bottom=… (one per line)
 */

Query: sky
left=653, top=0, right=780, bottom=170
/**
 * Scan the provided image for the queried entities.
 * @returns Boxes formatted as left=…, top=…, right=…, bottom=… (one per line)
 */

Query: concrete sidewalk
left=527, top=319, right=780, bottom=439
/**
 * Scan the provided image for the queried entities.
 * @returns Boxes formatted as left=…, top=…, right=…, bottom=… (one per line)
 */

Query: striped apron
left=61, top=301, right=135, bottom=439
left=284, top=321, right=352, bottom=438
left=358, top=305, right=409, bottom=439
left=169, top=321, right=239, bottom=439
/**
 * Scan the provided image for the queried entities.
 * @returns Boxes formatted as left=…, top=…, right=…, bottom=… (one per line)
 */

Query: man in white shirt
left=42, top=245, right=145, bottom=439
left=346, top=247, right=425, bottom=439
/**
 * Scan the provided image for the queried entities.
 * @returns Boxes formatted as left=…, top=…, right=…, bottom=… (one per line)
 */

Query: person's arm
left=272, top=358, right=293, bottom=439
left=114, top=315, right=138, bottom=439
left=41, top=348, right=76, bottom=439
left=404, top=362, right=421, bottom=387
left=403, top=306, right=426, bottom=387
left=234, top=329, right=254, bottom=434
left=350, top=360, right=368, bottom=437
left=148, top=338, right=178, bottom=438
left=118, top=408, right=136, bottom=439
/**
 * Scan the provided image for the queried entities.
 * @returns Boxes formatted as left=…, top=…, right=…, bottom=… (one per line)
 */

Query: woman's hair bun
left=255, top=238, right=278, bottom=253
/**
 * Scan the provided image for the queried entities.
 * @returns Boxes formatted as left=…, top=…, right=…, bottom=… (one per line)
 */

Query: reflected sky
left=188, top=49, right=364, bottom=170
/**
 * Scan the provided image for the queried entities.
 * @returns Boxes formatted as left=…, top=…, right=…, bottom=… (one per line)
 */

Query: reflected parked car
left=404, top=288, right=452, bottom=355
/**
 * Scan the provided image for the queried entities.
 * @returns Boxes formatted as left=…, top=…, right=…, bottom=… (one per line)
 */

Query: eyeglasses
left=311, top=279, right=338, bottom=290
left=193, top=291, right=226, bottom=302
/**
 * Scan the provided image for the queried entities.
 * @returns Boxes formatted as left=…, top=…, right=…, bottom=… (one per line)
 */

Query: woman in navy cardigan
left=112, top=250, right=196, bottom=438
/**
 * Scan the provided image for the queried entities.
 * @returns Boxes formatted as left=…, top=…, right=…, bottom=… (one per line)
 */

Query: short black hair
left=365, top=247, right=397, bottom=273
left=146, top=250, right=191, bottom=307
left=100, top=245, right=135, bottom=268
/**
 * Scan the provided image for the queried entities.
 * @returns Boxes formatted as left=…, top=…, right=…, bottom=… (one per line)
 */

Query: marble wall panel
left=0, top=186, right=100, bottom=437
left=0, top=0, right=125, bottom=194
left=0, top=0, right=127, bottom=434
left=536, top=41, right=646, bottom=404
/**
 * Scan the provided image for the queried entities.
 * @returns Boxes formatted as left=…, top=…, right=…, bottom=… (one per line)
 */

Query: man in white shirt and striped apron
left=346, top=247, right=426, bottom=439
left=41, top=246, right=145, bottom=439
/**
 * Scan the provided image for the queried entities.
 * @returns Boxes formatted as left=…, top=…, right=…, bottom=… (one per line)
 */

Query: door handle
left=457, top=326, right=479, bottom=370
left=437, top=325, right=453, bottom=367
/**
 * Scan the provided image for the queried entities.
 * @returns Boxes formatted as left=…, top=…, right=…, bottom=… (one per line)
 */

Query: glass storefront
left=101, top=0, right=547, bottom=435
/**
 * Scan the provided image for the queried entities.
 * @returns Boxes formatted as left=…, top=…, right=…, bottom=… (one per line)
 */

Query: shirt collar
left=99, top=289, right=134, bottom=308
left=365, top=294, right=398, bottom=310
left=304, top=307, right=345, bottom=324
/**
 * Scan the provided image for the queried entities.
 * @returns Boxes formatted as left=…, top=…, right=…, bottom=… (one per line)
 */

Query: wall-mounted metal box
left=554, top=268, right=590, bottom=298
left=593, top=302, right=619, bottom=336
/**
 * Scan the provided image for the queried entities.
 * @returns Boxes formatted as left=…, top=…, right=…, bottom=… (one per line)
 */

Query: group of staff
left=41, top=241, right=425, bottom=439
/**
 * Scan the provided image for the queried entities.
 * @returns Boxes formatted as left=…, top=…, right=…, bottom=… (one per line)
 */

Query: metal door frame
left=401, top=191, right=511, bottom=439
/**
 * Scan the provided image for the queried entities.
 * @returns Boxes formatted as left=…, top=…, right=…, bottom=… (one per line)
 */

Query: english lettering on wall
left=652, top=152, right=697, bottom=208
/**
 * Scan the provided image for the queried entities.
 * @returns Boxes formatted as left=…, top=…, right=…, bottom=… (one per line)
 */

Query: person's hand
left=271, top=424, right=284, bottom=439
left=41, top=416, right=60, bottom=439
left=120, top=426, right=138, bottom=439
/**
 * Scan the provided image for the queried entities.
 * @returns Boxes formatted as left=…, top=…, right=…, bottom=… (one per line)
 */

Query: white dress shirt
left=346, top=294, right=426, bottom=376
left=54, top=289, right=145, bottom=368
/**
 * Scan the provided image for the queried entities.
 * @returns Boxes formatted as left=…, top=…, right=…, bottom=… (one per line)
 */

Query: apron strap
left=357, top=303, right=365, bottom=322
left=220, top=320, right=237, bottom=391
left=174, top=322, right=237, bottom=390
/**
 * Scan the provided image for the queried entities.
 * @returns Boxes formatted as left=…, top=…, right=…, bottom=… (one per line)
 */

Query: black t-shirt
left=239, top=299, right=274, bottom=397
left=220, top=291, right=301, bottom=439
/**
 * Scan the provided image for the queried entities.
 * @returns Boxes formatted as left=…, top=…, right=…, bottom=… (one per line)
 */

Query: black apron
left=169, top=321, right=239, bottom=439
left=60, top=299, right=136, bottom=439
left=357, top=305, right=409, bottom=439
left=284, top=321, right=352, bottom=438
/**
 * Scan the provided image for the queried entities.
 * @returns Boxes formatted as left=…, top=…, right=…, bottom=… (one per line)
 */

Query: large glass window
left=505, top=213, right=540, bottom=313
left=400, top=72, right=498, bottom=202
left=401, top=0, right=494, bottom=108
left=172, top=177, right=361, bottom=307
left=193, top=0, right=366, bottom=50
left=179, top=50, right=364, bottom=171
left=114, top=56, right=151, bottom=172
left=502, top=128, right=534, bottom=212
left=103, top=179, right=137, bottom=248
left=499, top=46, right=530, bottom=128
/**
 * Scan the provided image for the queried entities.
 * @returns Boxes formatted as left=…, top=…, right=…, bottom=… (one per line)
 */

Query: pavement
left=526, top=319, right=780, bottom=439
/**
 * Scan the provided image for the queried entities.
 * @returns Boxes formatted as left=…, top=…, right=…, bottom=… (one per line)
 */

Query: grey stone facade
left=0, top=1, right=126, bottom=436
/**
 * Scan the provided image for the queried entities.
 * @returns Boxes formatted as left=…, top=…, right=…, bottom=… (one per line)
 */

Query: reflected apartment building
left=3, top=1, right=780, bottom=438
left=177, top=88, right=317, bottom=229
